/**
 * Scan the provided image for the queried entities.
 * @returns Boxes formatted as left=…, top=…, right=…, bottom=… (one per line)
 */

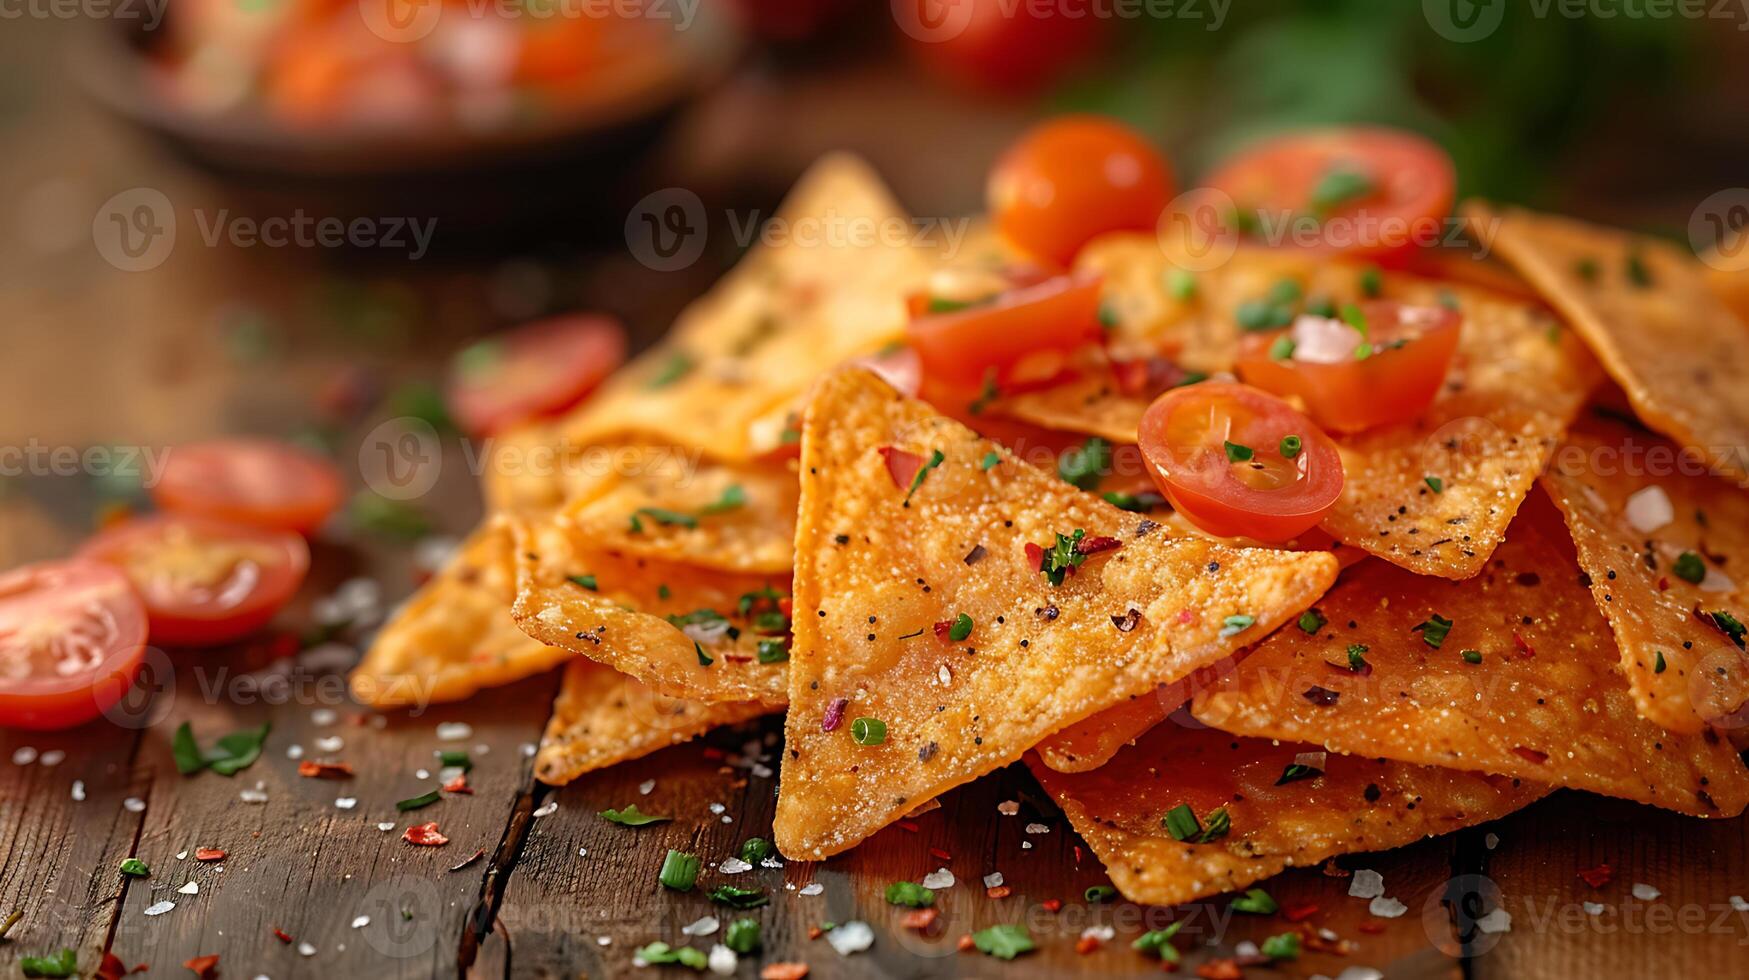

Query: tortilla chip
left=1469, top=202, right=1749, bottom=483
left=350, top=520, right=573, bottom=708
left=511, top=517, right=791, bottom=705
left=535, top=657, right=774, bottom=786
left=1540, top=414, right=1749, bottom=733
left=558, top=154, right=930, bottom=461
left=999, top=240, right=1599, bottom=579
left=1028, top=722, right=1545, bottom=906
left=1192, top=493, right=1749, bottom=817
left=773, top=368, right=1340, bottom=859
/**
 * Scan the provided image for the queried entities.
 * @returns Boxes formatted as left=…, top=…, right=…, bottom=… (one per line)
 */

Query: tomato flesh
left=0, top=560, right=148, bottom=730
left=1138, top=383, right=1343, bottom=542
left=80, top=515, right=309, bottom=647
left=988, top=115, right=1176, bottom=267
left=154, top=438, right=344, bottom=535
left=1205, top=127, right=1455, bottom=264
left=1237, top=301, right=1462, bottom=433
left=448, top=314, right=628, bottom=437
left=906, top=270, right=1104, bottom=390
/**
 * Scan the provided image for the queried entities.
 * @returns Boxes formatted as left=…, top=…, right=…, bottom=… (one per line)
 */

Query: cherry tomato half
left=905, top=270, right=1104, bottom=390
left=448, top=314, right=628, bottom=438
left=1138, top=383, right=1344, bottom=542
left=1205, top=127, right=1456, bottom=264
left=153, top=438, right=344, bottom=535
left=80, top=515, right=310, bottom=647
left=0, top=560, right=148, bottom=730
left=988, top=116, right=1176, bottom=268
left=1236, top=300, right=1462, bottom=434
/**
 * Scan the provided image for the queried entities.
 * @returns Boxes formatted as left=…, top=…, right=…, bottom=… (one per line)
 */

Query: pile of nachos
left=351, top=119, right=1749, bottom=958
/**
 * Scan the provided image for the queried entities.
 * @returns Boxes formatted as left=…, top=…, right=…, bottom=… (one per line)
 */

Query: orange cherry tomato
left=1236, top=300, right=1462, bottom=434
left=1138, top=383, right=1344, bottom=542
left=448, top=314, right=628, bottom=438
left=905, top=271, right=1104, bottom=390
left=153, top=438, right=344, bottom=535
left=1204, top=127, right=1456, bottom=264
left=0, top=560, right=148, bottom=730
left=988, top=116, right=1176, bottom=268
left=80, top=515, right=309, bottom=647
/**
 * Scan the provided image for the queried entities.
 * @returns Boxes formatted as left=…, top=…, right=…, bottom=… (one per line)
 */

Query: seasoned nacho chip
left=559, top=154, right=930, bottom=461
left=535, top=657, right=775, bottom=786
left=1192, top=493, right=1749, bottom=817
left=774, top=368, right=1340, bottom=859
left=1469, top=202, right=1749, bottom=483
left=1540, top=415, right=1749, bottom=733
left=1029, top=722, right=1545, bottom=906
left=511, top=518, right=790, bottom=705
left=350, top=520, right=572, bottom=707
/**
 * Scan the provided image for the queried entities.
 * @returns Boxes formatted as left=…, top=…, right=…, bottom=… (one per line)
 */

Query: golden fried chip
left=350, top=520, right=572, bottom=708
left=511, top=518, right=791, bottom=705
left=1192, top=493, right=1749, bottom=817
left=553, top=446, right=797, bottom=574
left=560, top=154, right=930, bottom=461
left=535, top=657, right=775, bottom=786
left=1540, top=415, right=1749, bottom=733
left=773, top=369, right=1340, bottom=859
left=1029, top=722, right=1545, bottom=906
left=1469, top=202, right=1749, bottom=483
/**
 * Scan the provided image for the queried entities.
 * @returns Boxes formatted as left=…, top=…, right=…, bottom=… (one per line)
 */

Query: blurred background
left=1, top=0, right=1746, bottom=528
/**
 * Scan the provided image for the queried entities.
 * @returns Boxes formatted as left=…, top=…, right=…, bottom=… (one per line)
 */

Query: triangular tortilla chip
left=350, top=519, right=573, bottom=707
left=511, top=518, right=791, bottom=705
left=1469, top=202, right=1749, bottom=483
left=996, top=239, right=1598, bottom=579
left=1029, top=721, right=1546, bottom=906
left=1192, top=492, right=1749, bottom=817
left=1540, top=414, right=1749, bottom=733
left=773, top=368, right=1339, bottom=858
left=535, top=657, right=775, bottom=786
left=559, top=154, right=931, bottom=461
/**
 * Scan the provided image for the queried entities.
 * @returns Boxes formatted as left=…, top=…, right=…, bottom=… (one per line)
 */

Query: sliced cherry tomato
left=0, top=560, right=148, bottom=730
left=988, top=116, right=1176, bottom=268
left=447, top=314, right=627, bottom=437
left=906, top=271, right=1104, bottom=390
left=79, top=516, right=309, bottom=647
left=153, top=438, right=344, bottom=535
left=1205, top=127, right=1456, bottom=264
left=1236, top=300, right=1462, bottom=433
left=1138, top=383, right=1343, bottom=542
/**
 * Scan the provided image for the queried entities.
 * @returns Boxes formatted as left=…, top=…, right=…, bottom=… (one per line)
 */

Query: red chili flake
left=183, top=955, right=219, bottom=979
left=1074, top=935, right=1101, bottom=955
left=928, top=846, right=953, bottom=861
left=806, top=926, right=824, bottom=941
left=896, top=820, right=920, bottom=833
left=822, top=697, right=849, bottom=732
left=297, top=760, right=355, bottom=779
left=1196, top=959, right=1242, bottom=980
left=879, top=446, right=924, bottom=491
left=900, top=907, right=939, bottom=930
left=1041, top=899, right=1062, bottom=912
left=986, top=885, right=1012, bottom=899
left=1577, top=863, right=1614, bottom=888
left=1282, top=902, right=1320, bottom=922
left=956, top=934, right=976, bottom=952
left=272, top=927, right=294, bottom=944
left=1076, top=535, right=1122, bottom=556
left=1024, top=541, right=1046, bottom=570
left=442, top=774, right=473, bottom=795
left=193, top=848, right=226, bottom=862
left=760, top=964, right=810, bottom=980
left=403, top=822, right=449, bottom=846
left=1357, top=921, right=1388, bottom=934
left=1302, top=685, right=1340, bottom=706
left=1512, top=631, right=1536, bottom=658
left=1512, top=746, right=1549, bottom=765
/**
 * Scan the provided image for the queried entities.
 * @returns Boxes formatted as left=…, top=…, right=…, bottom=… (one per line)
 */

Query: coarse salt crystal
left=1369, top=896, right=1408, bottom=918
left=1348, top=869, right=1384, bottom=899
left=921, top=868, right=954, bottom=890
left=1632, top=883, right=1660, bottom=901
left=825, top=920, right=874, bottom=956
left=1625, top=485, right=1674, bottom=532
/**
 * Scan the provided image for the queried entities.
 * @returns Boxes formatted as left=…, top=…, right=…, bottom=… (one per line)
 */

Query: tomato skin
left=1138, top=383, right=1344, bottom=542
left=79, top=516, right=310, bottom=647
left=1204, top=127, right=1456, bottom=264
left=0, top=560, right=148, bottom=731
left=153, top=438, right=344, bottom=535
left=1237, top=302, right=1462, bottom=433
left=448, top=314, right=628, bottom=438
left=989, top=116, right=1176, bottom=268
left=906, top=271, right=1104, bottom=390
